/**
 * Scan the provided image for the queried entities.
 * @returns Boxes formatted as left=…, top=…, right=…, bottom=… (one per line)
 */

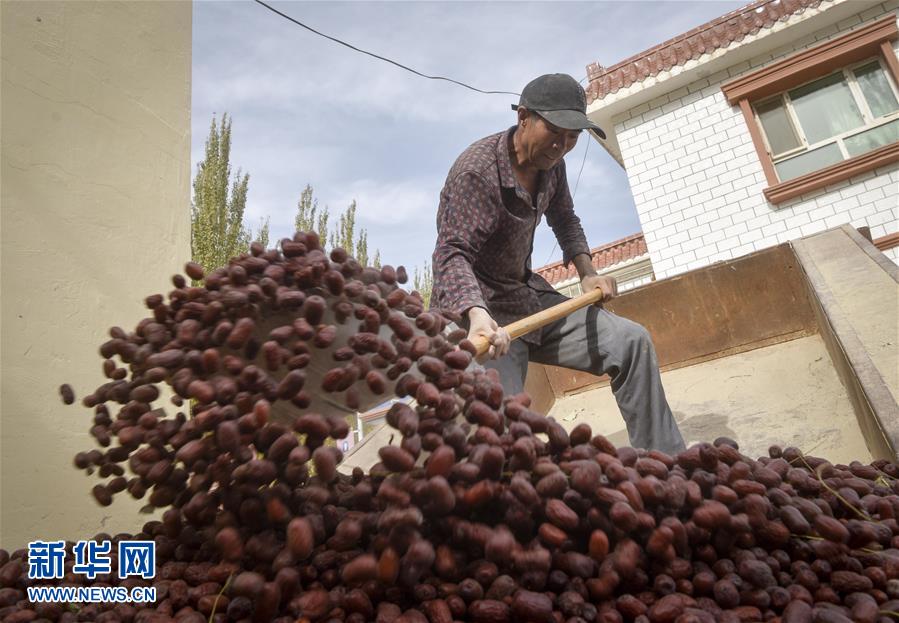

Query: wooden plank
left=542, top=244, right=818, bottom=396
left=793, top=229, right=899, bottom=460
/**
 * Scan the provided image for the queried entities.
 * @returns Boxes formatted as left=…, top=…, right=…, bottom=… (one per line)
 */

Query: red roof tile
left=535, top=233, right=649, bottom=286
left=361, top=405, right=389, bottom=422
left=585, top=0, right=828, bottom=102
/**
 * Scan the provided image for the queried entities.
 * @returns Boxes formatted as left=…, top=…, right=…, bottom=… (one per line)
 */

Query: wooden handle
left=470, top=287, right=605, bottom=356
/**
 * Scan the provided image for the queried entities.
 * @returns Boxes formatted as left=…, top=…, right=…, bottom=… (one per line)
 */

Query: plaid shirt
left=432, top=127, right=591, bottom=344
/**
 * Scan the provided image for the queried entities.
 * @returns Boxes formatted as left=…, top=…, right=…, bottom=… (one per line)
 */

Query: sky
left=192, top=0, right=748, bottom=276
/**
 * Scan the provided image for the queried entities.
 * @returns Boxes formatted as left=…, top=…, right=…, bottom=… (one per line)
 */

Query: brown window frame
left=722, top=15, right=899, bottom=205
left=875, top=231, right=899, bottom=252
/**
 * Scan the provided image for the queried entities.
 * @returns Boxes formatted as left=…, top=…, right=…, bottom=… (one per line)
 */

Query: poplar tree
left=255, top=217, right=270, bottom=250
left=294, top=184, right=330, bottom=245
left=294, top=189, right=380, bottom=268
left=414, top=261, right=433, bottom=308
left=190, top=113, right=267, bottom=271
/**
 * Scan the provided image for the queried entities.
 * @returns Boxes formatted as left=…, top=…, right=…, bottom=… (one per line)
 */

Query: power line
left=253, top=0, right=520, bottom=97
left=572, top=135, right=591, bottom=198
left=542, top=136, right=591, bottom=267
left=252, top=0, right=595, bottom=268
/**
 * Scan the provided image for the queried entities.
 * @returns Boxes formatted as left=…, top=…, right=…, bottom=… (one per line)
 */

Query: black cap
left=512, top=73, right=606, bottom=140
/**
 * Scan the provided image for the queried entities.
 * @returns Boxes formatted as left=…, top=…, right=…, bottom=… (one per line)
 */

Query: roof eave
left=549, top=253, right=653, bottom=288
left=585, top=0, right=880, bottom=164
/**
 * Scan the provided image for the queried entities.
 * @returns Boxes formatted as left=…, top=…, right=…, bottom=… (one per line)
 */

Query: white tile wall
left=616, top=3, right=899, bottom=278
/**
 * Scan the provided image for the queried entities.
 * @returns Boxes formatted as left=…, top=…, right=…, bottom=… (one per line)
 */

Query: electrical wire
left=253, top=0, right=520, bottom=97
left=541, top=136, right=591, bottom=267
left=253, top=0, right=595, bottom=268
left=572, top=134, right=592, bottom=199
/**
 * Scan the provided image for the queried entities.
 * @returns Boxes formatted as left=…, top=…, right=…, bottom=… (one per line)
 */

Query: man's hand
left=467, top=307, right=511, bottom=361
left=581, top=274, right=617, bottom=304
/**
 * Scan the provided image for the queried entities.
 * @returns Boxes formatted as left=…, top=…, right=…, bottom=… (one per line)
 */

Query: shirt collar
left=498, top=126, right=556, bottom=212
left=497, top=126, right=518, bottom=190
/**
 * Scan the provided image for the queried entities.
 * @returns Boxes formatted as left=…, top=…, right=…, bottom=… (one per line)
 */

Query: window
left=556, top=282, right=583, bottom=298
left=754, top=60, right=899, bottom=182
left=721, top=15, right=899, bottom=204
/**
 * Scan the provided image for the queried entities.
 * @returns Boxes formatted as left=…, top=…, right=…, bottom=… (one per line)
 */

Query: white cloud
left=327, top=178, right=438, bottom=225
left=321, top=177, right=440, bottom=270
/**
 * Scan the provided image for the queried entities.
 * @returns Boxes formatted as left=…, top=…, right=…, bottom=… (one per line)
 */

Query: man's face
left=518, top=110, right=581, bottom=170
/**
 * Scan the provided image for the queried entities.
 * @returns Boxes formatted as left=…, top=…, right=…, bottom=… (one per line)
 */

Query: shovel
left=467, top=287, right=606, bottom=357
left=336, top=287, right=606, bottom=469
left=261, top=287, right=605, bottom=427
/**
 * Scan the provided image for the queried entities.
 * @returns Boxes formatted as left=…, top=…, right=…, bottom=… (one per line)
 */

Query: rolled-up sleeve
left=544, top=164, right=590, bottom=266
left=432, top=171, right=499, bottom=316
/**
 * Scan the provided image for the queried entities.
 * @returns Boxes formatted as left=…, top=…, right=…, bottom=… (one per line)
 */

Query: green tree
left=330, top=200, right=374, bottom=266
left=255, top=217, right=270, bottom=249
left=294, top=188, right=380, bottom=267
left=191, top=113, right=268, bottom=269
left=413, top=261, right=433, bottom=308
left=294, top=184, right=330, bottom=245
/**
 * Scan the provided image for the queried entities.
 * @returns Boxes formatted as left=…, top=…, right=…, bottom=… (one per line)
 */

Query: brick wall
left=616, top=1, right=899, bottom=278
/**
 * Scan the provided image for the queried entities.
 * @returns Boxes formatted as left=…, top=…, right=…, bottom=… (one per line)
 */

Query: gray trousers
left=485, top=290, right=686, bottom=455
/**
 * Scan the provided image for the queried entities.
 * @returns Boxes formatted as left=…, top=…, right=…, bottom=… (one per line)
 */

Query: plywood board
left=542, top=244, right=817, bottom=396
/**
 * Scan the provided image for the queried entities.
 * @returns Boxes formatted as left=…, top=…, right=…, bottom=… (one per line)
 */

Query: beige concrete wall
left=1, top=1, right=191, bottom=547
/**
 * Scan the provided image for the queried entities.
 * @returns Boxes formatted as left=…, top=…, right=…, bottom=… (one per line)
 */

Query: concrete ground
left=548, top=335, right=872, bottom=464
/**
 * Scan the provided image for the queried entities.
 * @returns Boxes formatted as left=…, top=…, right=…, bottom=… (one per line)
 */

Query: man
left=431, top=73, right=685, bottom=455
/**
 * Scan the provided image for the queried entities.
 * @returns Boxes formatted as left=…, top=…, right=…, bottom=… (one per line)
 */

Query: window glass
left=854, top=62, right=899, bottom=118
left=789, top=72, right=864, bottom=144
left=756, top=98, right=801, bottom=155
left=844, top=118, right=899, bottom=157
left=558, top=283, right=583, bottom=297
left=774, top=142, right=843, bottom=181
